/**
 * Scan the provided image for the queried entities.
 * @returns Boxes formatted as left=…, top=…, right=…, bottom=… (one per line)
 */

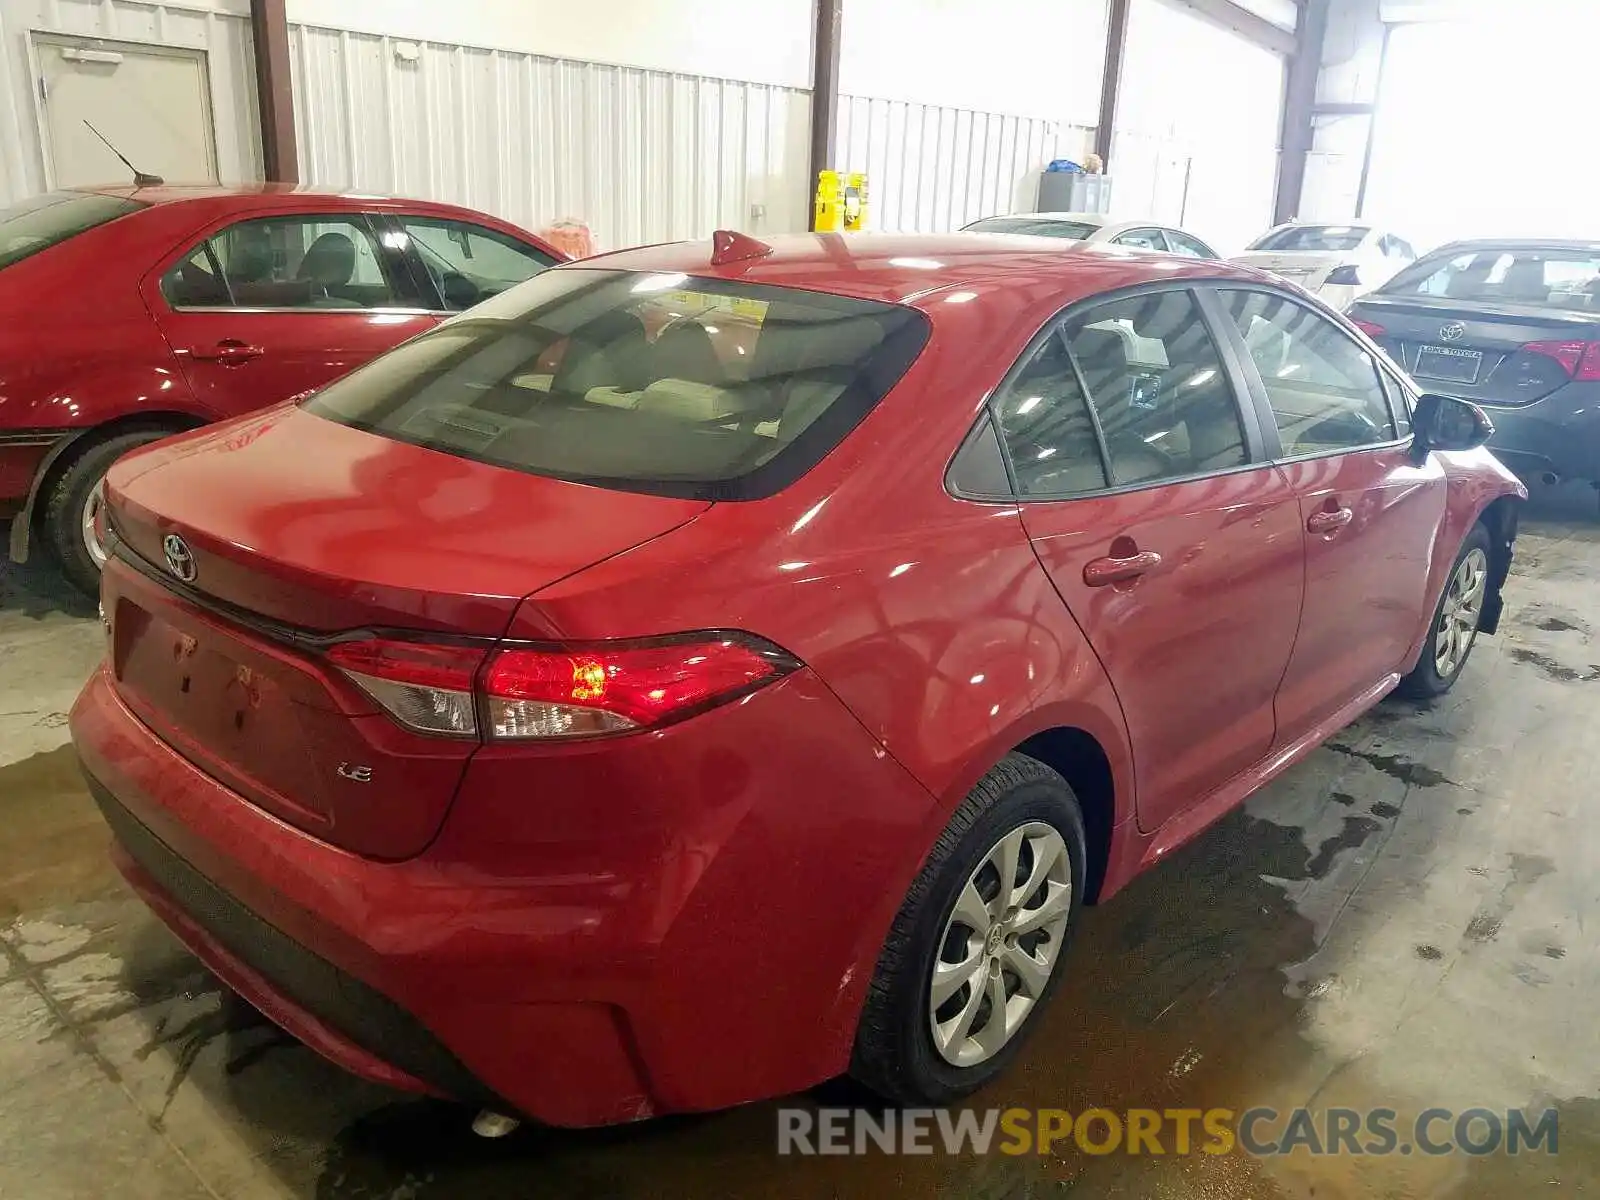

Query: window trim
left=948, top=280, right=1275, bottom=505
left=1377, top=364, right=1416, bottom=436
left=1204, top=283, right=1413, bottom=466
left=945, top=412, right=1016, bottom=502
left=153, top=210, right=420, bottom=315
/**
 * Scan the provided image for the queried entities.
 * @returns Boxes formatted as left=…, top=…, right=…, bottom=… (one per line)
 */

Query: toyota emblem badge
left=1439, top=322, right=1466, bottom=342
left=162, top=533, right=197, bottom=583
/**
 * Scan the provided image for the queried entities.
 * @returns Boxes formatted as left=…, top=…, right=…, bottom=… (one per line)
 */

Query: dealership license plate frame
left=1415, top=344, right=1483, bottom=385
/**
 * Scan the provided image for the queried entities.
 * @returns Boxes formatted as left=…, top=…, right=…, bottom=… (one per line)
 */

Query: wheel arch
left=1011, top=726, right=1118, bottom=904
left=1475, top=493, right=1520, bottom=636
left=8, top=410, right=207, bottom=563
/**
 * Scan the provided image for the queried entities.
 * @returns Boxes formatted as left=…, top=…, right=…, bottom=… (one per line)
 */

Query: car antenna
left=83, top=120, right=164, bottom=187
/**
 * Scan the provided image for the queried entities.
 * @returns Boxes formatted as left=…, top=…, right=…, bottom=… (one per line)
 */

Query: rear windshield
left=1248, top=225, right=1368, bottom=253
left=0, top=192, right=144, bottom=270
left=304, top=268, right=931, bottom=501
left=964, top=217, right=1099, bottom=240
left=1382, top=247, right=1600, bottom=311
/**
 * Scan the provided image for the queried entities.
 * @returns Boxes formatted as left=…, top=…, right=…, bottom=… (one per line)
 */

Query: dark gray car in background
left=1347, top=239, right=1600, bottom=488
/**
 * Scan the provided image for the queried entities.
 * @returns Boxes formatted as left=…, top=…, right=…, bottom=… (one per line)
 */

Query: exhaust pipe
left=471, top=1110, right=521, bottom=1139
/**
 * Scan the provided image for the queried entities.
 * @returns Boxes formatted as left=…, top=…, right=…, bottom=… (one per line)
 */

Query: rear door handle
left=1306, top=507, right=1354, bottom=534
left=1083, top=550, right=1162, bottom=587
left=187, top=339, right=265, bottom=364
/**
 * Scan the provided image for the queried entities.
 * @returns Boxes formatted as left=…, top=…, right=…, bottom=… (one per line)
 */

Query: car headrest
left=296, top=232, right=357, bottom=287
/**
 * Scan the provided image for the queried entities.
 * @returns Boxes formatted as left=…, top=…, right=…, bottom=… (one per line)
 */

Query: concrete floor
left=3, top=494, right=1599, bottom=1199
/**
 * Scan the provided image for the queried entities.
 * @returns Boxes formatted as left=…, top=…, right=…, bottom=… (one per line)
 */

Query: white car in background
left=1232, top=222, right=1417, bottom=308
left=962, top=212, right=1219, bottom=258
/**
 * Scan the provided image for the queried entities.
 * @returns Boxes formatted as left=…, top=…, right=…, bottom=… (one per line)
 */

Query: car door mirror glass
left=1413, top=393, right=1493, bottom=452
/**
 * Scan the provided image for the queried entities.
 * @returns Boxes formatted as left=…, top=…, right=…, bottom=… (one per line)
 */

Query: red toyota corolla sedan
left=0, top=185, right=566, bottom=594
left=71, top=231, right=1524, bottom=1127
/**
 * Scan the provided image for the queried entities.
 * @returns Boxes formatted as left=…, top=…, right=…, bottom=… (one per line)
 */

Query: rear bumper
left=1479, top=382, right=1600, bottom=483
left=71, top=661, right=938, bottom=1125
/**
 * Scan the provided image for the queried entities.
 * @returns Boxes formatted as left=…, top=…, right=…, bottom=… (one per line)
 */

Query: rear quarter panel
left=0, top=204, right=211, bottom=434
left=506, top=273, right=1138, bottom=823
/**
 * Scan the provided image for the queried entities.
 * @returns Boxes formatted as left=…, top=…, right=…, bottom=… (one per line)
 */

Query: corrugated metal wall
left=0, top=0, right=259, bottom=205
left=288, top=22, right=811, bottom=251
left=836, top=94, right=1094, bottom=233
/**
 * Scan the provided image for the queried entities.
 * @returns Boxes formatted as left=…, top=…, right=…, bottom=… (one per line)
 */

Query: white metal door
left=34, top=35, right=218, bottom=188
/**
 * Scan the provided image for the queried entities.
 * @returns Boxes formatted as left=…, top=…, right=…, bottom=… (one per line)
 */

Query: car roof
left=1263, top=220, right=1376, bottom=234
left=74, top=181, right=410, bottom=202
left=67, top=182, right=512, bottom=222
left=575, top=232, right=1271, bottom=307
left=1424, top=237, right=1600, bottom=255
left=61, top=182, right=554, bottom=247
left=983, top=211, right=1112, bottom=226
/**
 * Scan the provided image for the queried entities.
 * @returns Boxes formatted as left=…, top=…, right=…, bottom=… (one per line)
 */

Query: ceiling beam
left=249, top=0, right=298, bottom=182
left=1094, top=0, right=1131, bottom=164
left=1174, top=0, right=1298, bottom=56
left=1274, top=0, right=1332, bottom=222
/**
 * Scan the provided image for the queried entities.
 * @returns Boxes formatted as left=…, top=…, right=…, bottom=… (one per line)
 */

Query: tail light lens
left=328, top=633, right=796, bottom=741
left=1350, top=318, right=1386, bottom=339
left=1521, top=340, right=1600, bottom=381
left=1326, top=264, right=1362, bottom=286
left=328, top=639, right=484, bottom=736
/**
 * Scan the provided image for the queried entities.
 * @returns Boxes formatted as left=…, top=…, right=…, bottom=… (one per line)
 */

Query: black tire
left=850, top=752, right=1087, bottom=1105
left=43, top=430, right=169, bottom=598
left=1396, top=522, right=1494, bottom=700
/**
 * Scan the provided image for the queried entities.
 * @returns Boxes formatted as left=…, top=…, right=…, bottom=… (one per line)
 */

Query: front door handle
left=1083, top=550, right=1162, bottom=587
left=1306, top=507, right=1354, bottom=534
left=187, top=339, right=265, bottom=364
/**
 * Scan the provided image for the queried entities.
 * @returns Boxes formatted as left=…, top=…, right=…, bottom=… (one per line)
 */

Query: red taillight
left=1520, top=340, right=1600, bottom=380
left=1350, top=318, right=1386, bottom=339
left=485, top=637, right=792, bottom=739
left=1583, top=344, right=1600, bottom=381
left=327, top=633, right=795, bottom=741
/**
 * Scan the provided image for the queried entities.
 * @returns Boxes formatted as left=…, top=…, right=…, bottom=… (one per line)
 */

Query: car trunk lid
left=1233, top=251, right=1347, bottom=290
left=103, top=406, right=710, bottom=858
left=1349, top=294, right=1600, bottom=405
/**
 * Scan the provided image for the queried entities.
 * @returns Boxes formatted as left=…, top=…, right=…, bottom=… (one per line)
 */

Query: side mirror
left=1413, top=392, right=1494, bottom=454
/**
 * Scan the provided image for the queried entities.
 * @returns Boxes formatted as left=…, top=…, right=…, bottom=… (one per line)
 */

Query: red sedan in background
left=0, top=185, right=566, bottom=593
left=73, top=232, right=1522, bottom=1126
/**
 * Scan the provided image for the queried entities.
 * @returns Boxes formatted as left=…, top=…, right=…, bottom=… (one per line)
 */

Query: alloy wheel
left=928, top=820, right=1072, bottom=1068
left=1434, top=547, right=1488, bottom=677
left=81, top=476, right=108, bottom=570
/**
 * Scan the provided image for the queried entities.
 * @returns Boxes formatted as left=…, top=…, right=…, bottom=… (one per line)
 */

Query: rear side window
left=1165, top=231, right=1216, bottom=259
left=161, top=215, right=403, bottom=310
left=1063, top=291, right=1248, bottom=485
left=304, top=268, right=930, bottom=501
left=993, top=333, right=1107, bottom=496
left=1385, top=247, right=1600, bottom=311
left=993, top=290, right=1251, bottom=495
left=0, top=192, right=143, bottom=270
left=1112, top=229, right=1166, bottom=251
